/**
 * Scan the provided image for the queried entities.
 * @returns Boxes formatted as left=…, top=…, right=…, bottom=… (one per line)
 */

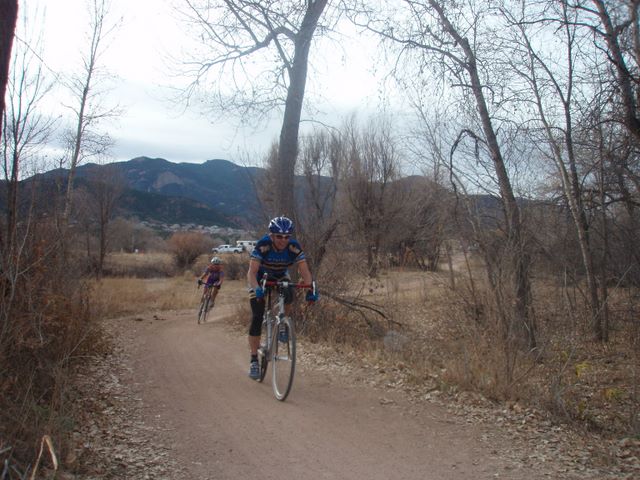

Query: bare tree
left=62, top=0, right=119, bottom=220
left=343, top=118, right=404, bottom=278
left=178, top=0, right=332, bottom=216
left=74, top=164, right=124, bottom=276
left=297, top=127, right=343, bottom=271
left=354, top=0, right=536, bottom=348
left=500, top=1, right=607, bottom=339
left=2, top=12, right=55, bottom=257
left=574, top=0, right=640, bottom=142
left=109, top=217, right=164, bottom=253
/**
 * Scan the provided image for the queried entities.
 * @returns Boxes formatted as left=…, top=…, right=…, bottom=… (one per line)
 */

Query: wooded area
left=1, top=0, right=640, bottom=476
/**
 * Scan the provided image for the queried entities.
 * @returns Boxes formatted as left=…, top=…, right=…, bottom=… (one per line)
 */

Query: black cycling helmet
left=268, top=216, right=294, bottom=234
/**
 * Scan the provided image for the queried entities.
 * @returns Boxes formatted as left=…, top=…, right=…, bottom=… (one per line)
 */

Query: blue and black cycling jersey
left=250, top=234, right=306, bottom=281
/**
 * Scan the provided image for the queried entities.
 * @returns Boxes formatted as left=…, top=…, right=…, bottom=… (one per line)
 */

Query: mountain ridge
left=34, top=156, right=265, bottom=228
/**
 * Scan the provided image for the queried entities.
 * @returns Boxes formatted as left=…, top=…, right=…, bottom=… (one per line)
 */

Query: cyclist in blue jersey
left=246, top=216, right=318, bottom=379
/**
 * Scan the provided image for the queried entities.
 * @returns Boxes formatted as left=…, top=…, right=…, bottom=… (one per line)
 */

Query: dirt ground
left=65, top=279, right=637, bottom=480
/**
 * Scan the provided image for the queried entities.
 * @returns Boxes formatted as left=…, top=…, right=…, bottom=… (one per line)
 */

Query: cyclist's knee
left=249, top=315, right=262, bottom=336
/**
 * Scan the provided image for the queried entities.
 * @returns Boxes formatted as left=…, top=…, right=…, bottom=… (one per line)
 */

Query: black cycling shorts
left=248, top=286, right=294, bottom=336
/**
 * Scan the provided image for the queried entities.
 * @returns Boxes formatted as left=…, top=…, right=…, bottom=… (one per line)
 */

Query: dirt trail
left=99, top=278, right=561, bottom=480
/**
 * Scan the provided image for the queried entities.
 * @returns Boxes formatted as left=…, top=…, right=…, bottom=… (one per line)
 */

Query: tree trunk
left=597, top=130, right=610, bottom=341
left=275, top=0, right=328, bottom=217
left=435, top=6, right=536, bottom=349
left=0, top=0, right=18, bottom=130
left=592, top=0, right=640, bottom=141
left=0, top=0, right=19, bottom=253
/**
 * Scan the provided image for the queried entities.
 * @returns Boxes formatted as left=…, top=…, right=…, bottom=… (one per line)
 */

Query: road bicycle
left=256, top=274, right=315, bottom=401
left=197, top=282, right=217, bottom=324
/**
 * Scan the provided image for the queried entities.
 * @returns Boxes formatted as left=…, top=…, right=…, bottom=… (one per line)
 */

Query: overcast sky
left=21, top=0, right=396, bottom=167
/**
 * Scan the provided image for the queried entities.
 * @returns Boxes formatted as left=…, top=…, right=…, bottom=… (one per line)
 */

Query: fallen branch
left=320, top=290, right=404, bottom=328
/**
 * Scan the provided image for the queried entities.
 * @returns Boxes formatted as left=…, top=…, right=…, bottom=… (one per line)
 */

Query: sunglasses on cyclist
left=273, top=234, right=290, bottom=240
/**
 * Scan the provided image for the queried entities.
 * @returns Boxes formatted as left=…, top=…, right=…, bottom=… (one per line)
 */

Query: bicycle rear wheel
left=272, top=316, right=296, bottom=401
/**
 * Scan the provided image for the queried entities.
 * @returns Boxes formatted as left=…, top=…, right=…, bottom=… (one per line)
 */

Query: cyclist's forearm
left=298, top=260, right=313, bottom=285
left=247, top=259, right=260, bottom=289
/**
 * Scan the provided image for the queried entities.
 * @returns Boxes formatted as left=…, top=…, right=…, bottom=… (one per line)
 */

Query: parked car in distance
left=211, top=244, right=243, bottom=254
left=236, top=240, right=256, bottom=251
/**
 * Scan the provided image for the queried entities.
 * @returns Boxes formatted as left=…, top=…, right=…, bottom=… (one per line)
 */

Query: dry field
left=92, top=252, right=248, bottom=319
left=102, top=251, right=178, bottom=277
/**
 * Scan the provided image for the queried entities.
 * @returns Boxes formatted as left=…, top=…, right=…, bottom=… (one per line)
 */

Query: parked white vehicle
left=211, top=244, right=243, bottom=254
left=236, top=240, right=256, bottom=251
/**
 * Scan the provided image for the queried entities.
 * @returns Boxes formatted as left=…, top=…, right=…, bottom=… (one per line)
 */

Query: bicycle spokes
left=272, top=318, right=295, bottom=401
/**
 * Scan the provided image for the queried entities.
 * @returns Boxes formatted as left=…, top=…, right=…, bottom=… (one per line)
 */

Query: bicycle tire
left=257, top=316, right=270, bottom=382
left=197, top=296, right=206, bottom=324
left=202, top=296, right=211, bottom=323
left=272, top=316, right=296, bottom=401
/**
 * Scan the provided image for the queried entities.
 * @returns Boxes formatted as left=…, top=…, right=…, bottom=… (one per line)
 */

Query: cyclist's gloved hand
left=306, top=291, right=319, bottom=303
left=197, top=279, right=203, bottom=286
left=255, top=286, right=265, bottom=300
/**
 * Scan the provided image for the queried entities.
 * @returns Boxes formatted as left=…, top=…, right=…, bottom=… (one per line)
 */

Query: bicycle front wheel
left=197, top=296, right=209, bottom=324
left=202, top=296, right=211, bottom=323
left=257, top=316, right=270, bottom=383
left=272, top=316, right=296, bottom=401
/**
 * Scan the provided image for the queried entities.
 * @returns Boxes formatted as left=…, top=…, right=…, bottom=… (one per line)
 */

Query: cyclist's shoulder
left=287, top=238, right=304, bottom=255
left=252, top=235, right=272, bottom=256
left=256, top=234, right=271, bottom=245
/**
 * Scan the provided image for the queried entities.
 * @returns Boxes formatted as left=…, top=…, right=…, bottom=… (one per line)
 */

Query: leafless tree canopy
left=178, top=0, right=333, bottom=215
left=63, top=0, right=120, bottom=219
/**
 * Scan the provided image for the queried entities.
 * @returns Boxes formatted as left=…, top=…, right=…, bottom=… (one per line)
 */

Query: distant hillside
left=102, top=157, right=264, bottom=226
left=36, top=157, right=266, bottom=228
left=21, top=157, right=526, bottom=230
left=0, top=174, right=239, bottom=228
left=116, top=187, right=236, bottom=227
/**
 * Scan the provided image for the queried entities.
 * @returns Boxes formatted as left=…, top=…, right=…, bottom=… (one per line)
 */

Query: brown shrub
left=167, top=232, right=213, bottom=269
left=192, top=253, right=248, bottom=281
left=1, top=220, right=103, bottom=475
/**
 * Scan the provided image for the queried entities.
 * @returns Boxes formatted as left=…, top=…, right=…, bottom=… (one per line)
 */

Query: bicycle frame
left=257, top=273, right=315, bottom=400
left=196, top=283, right=219, bottom=324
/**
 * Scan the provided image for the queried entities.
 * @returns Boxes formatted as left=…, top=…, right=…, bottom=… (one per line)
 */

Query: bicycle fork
left=259, top=293, right=287, bottom=362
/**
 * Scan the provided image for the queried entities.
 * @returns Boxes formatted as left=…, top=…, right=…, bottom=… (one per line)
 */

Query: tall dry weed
left=1, top=220, right=103, bottom=476
left=302, top=260, right=640, bottom=437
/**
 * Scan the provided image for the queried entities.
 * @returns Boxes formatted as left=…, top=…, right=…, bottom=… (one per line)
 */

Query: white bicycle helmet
left=210, top=256, right=223, bottom=265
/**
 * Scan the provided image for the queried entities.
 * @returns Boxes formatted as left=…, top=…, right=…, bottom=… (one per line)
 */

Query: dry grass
left=92, top=252, right=249, bottom=318
left=92, top=255, right=640, bottom=443
left=103, top=252, right=177, bottom=278
left=91, top=274, right=201, bottom=318
left=372, top=272, right=639, bottom=438
left=103, top=251, right=249, bottom=280
left=298, top=262, right=640, bottom=442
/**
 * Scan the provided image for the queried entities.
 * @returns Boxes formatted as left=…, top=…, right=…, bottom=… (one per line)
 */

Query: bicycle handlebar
left=260, top=274, right=316, bottom=294
left=264, top=280, right=313, bottom=289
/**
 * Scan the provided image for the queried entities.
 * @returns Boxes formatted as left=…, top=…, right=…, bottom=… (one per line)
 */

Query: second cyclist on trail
left=198, top=256, right=225, bottom=309
left=246, top=216, right=319, bottom=379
